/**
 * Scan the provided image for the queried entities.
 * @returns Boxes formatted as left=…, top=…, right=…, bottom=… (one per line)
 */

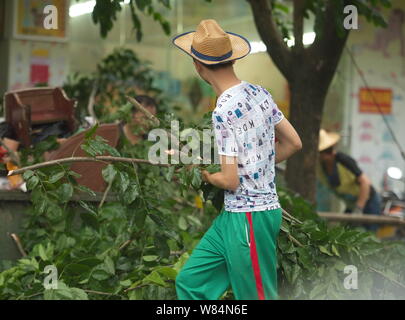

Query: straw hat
left=319, top=129, right=341, bottom=152
left=172, top=19, right=251, bottom=65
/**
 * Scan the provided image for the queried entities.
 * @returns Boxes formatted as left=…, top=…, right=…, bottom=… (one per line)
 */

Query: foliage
left=267, top=0, right=391, bottom=41
left=63, top=48, right=171, bottom=123
left=84, top=0, right=392, bottom=45
left=63, top=72, right=94, bottom=122
left=277, top=189, right=405, bottom=299
left=0, top=123, right=214, bottom=300
left=1, top=115, right=405, bottom=300
left=84, top=0, right=172, bottom=40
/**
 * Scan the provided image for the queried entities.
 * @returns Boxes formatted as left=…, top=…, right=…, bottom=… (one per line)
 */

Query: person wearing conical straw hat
left=173, top=19, right=302, bottom=300
left=317, top=129, right=381, bottom=228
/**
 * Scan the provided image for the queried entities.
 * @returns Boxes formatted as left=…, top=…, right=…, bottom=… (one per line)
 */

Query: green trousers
left=176, top=208, right=282, bottom=300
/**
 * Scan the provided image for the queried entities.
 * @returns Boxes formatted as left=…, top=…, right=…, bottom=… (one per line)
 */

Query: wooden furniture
left=4, top=87, right=77, bottom=147
left=45, top=124, right=121, bottom=192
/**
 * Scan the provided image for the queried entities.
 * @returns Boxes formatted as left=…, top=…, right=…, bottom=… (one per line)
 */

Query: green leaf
left=70, top=288, right=89, bottom=300
left=57, top=183, right=74, bottom=203
left=68, top=170, right=82, bottom=178
left=143, top=255, right=159, bottom=262
left=173, top=252, right=189, bottom=272
left=186, top=215, right=202, bottom=227
left=296, top=247, right=313, bottom=270
left=75, top=185, right=96, bottom=197
left=119, top=280, right=132, bottom=287
left=331, top=244, right=340, bottom=257
left=85, top=123, right=99, bottom=139
left=104, top=256, right=115, bottom=275
left=121, top=183, right=139, bottom=204
left=79, top=201, right=98, bottom=216
left=37, top=197, right=50, bottom=214
left=165, top=166, right=175, bottom=182
left=26, top=175, right=40, bottom=190
left=155, top=267, right=177, bottom=280
left=178, top=216, right=187, bottom=231
left=49, top=171, right=65, bottom=184
left=102, top=164, right=117, bottom=184
left=128, top=287, right=143, bottom=300
left=154, top=234, right=170, bottom=259
left=135, top=210, right=147, bottom=229
left=142, top=270, right=166, bottom=287
left=92, top=269, right=110, bottom=281
left=119, top=171, right=130, bottom=193
left=280, top=220, right=290, bottom=234
left=81, top=143, right=97, bottom=157
left=191, top=167, right=202, bottom=189
left=38, top=244, right=48, bottom=261
left=44, top=282, right=74, bottom=300
left=23, top=170, right=35, bottom=180
left=63, top=263, right=92, bottom=276
left=319, top=245, right=333, bottom=256
left=309, top=282, right=328, bottom=300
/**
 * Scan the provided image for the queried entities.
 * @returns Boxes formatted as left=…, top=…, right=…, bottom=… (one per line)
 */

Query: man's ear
left=193, top=59, right=203, bottom=73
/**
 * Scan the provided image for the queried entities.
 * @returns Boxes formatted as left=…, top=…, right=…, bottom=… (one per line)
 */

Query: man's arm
left=356, top=174, right=371, bottom=210
left=202, top=155, right=239, bottom=191
left=336, top=153, right=371, bottom=211
left=274, top=118, right=302, bottom=164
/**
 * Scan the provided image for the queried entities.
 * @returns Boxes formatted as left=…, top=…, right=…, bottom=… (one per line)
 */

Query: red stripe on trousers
left=246, top=212, right=265, bottom=300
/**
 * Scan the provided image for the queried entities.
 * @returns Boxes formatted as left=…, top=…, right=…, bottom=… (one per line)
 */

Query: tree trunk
left=247, top=0, right=351, bottom=203
left=285, top=73, right=329, bottom=203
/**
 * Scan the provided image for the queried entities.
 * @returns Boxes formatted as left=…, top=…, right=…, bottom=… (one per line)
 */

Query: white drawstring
left=245, top=222, right=251, bottom=247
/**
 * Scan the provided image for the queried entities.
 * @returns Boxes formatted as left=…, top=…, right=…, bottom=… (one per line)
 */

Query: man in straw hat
left=173, top=19, right=302, bottom=300
left=318, top=129, right=381, bottom=226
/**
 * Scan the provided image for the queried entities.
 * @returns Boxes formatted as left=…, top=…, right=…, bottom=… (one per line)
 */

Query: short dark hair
left=135, top=95, right=157, bottom=107
left=132, top=95, right=157, bottom=114
left=321, top=146, right=334, bottom=155
left=193, top=58, right=233, bottom=71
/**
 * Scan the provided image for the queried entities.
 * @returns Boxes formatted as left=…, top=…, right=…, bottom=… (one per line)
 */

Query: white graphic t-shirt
left=212, top=81, right=284, bottom=212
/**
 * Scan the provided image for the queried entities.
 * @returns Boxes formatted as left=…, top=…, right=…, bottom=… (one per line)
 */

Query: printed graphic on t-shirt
left=212, top=81, right=284, bottom=212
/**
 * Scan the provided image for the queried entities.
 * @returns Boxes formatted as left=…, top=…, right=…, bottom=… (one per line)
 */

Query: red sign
left=359, top=88, right=392, bottom=114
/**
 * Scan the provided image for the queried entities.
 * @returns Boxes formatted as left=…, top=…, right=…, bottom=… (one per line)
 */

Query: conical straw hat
left=319, top=129, right=341, bottom=152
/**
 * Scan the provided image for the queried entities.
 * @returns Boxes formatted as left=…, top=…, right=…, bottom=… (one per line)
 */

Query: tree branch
left=88, top=79, right=99, bottom=122
left=318, top=212, right=405, bottom=226
left=7, top=156, right=171, bottom=176
left=9, top=233, right=27, bottom=257
left=126, top=95, right=160, bottom=127
left=98, top=179, right=112, bottom=209
left=293, top=0, right=304, bottom=52
left=247, top=0, right=292, bottom=79
left=308, top=0, right=350, bottom=81
left=369, top=267, right=405, bottom=290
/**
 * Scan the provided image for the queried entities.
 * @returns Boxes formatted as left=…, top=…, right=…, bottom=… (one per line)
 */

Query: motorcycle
left=379, top=167, right=405, bottom=239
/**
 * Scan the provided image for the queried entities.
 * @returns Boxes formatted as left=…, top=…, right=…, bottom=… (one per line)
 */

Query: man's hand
left=353, top=205, right=363, bottom=214
left=201, top=170, right=211, bottom=183
left=356, top=173, right=371, bottom=211
left=201, top=156, right=239, bottom=191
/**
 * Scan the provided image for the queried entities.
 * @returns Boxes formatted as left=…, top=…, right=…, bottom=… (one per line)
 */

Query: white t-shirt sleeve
left=212, top=112, right=238, bottom=157
left=270, top=97, right=285, bottom=125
